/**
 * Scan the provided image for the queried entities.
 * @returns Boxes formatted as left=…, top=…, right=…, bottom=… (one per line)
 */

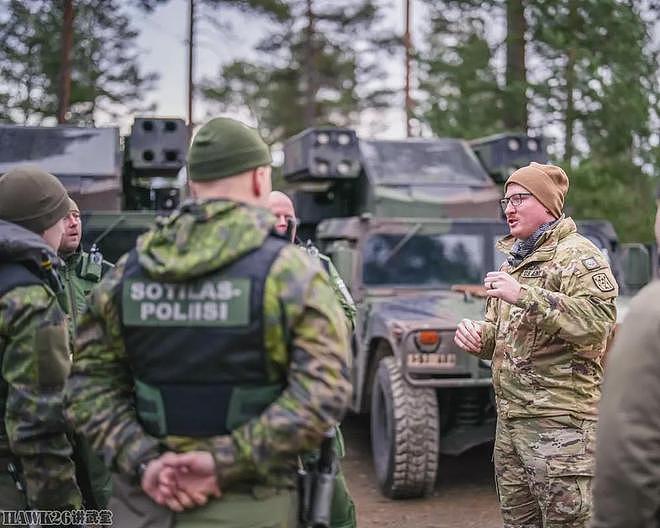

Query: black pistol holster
left=298, top=429, right=338, bottom=528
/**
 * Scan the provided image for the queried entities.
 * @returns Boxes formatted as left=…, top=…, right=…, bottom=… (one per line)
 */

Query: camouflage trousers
left=494, top=415, right=596, bottom=528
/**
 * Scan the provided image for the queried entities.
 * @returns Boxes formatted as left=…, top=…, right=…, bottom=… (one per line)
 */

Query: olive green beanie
left=188, top=117, right=272, bottom=181
left=0, top=165, right=70, bottom=233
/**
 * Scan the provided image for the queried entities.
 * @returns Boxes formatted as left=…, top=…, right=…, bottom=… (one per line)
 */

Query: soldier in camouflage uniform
left=58, top=197, right=114, bottom=509
left=0, top=166, right=82, bottom=514
left=267, top=191, right=357, bottom=329
left=59, top=197, right=114, bottom=337
left=268, top=190, right=357, bottom=528
left=64, top=117, right=352, bottom=527
left=454, top=163, right=618, bottom=528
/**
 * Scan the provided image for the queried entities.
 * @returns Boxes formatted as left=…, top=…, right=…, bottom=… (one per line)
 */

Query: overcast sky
left=105, top=0, right=429, bottom=138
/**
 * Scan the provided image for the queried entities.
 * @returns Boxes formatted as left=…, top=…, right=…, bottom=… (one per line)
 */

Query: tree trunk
left=563, top=0, right=578, bottom=167
left=56, top=0, right=74, bottom=124
left=304, top=0, right=317, bottom=127
left=187, top=0, right=195, bottom=133
left=504, top=0, right=527, bottom=132
left=404, top=0, right=413, bottom=137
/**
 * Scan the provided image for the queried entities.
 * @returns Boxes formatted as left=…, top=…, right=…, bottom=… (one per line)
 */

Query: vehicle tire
left=370, top=356, right=439, bottom=499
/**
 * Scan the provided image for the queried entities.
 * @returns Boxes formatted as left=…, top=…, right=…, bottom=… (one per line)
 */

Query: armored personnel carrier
left=0, top=117, right=189, bottom=262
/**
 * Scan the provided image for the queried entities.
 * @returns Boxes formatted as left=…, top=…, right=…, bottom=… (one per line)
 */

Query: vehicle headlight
left=316, top=132, right=330, bottom=146
left=527, top=138, right=538, bottom=152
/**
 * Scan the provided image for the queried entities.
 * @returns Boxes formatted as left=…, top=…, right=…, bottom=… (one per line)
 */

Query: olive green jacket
left=58, top=249, right=113, bottom=338
left=590, top=281, right=660, bottom=528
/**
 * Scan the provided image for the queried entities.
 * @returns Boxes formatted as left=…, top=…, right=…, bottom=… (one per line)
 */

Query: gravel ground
left=340, top=414, right=503, bottom=528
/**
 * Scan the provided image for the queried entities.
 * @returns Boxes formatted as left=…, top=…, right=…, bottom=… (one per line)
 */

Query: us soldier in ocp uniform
left=0, top=167, right=83, bottom=515
left=58, top=197, right=114, bottom=509
left=64, top=117, right=352, bottom=527
left=267, top=190, right=357, bottom=528
left=454, top=163, right=618, bottom=528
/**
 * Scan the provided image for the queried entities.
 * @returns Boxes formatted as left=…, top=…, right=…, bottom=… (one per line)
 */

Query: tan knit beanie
left=505, top=162, right=569, bottom=219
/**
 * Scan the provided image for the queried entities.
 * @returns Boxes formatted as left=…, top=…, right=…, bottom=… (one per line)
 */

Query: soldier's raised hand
left=484, top=271, right=522, bottom=304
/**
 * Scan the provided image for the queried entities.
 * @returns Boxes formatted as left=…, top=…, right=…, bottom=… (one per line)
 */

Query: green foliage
left=567, top=158, right=656, bottom=243
left=528, top=0, right=658, bottom=241
left=200, top=0, right=395, bottom=143
left=0, top=0, right=157, bottom=124
left=417, top=0, right=659, bottom=242
left=529, top=0, right=658, bottom=162
left=416, top=6, right=505, bottom=138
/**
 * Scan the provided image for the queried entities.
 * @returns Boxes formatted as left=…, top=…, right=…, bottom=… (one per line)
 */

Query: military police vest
left=118, top=235, right=288, bottom=438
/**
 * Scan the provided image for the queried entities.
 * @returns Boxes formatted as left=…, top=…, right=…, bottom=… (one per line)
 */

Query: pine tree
left=529, top=0, right=659, bottom=241
left=0, top=0, right=157, bottom=124
left=416, top=2, right=505, bottom=138
left=200, top=0, right=395, bottom=142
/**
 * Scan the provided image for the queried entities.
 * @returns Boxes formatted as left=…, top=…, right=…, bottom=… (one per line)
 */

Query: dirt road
left=341, top=415, right=502, bottom=528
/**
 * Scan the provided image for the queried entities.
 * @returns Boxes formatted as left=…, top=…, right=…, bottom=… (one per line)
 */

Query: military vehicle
left=282, top=127, right=653, bottom=499
left=282, top=127, right=549, bottom=498
left=0, top=117, right=189, bottom=262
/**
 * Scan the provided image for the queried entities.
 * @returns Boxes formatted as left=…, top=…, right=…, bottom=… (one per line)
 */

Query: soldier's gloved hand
left=141, top=453, right=200, bottom=512
left=454, top=319, right=483, bottom=353
left=160, top=451, right=222, bottom=507
left=484, top=271, right=522, bottom=304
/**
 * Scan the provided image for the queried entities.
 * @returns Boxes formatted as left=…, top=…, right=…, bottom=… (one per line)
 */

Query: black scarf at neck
left=507, top=218, right=560, bottom=267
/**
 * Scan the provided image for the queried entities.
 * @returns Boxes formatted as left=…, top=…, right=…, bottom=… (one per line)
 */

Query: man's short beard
left=60, top=236, right=80, bottom=255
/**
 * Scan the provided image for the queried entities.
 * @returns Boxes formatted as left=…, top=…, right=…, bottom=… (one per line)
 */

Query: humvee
left=281, top=127, right=549, bottom=498
left=281, top=127, right=653, bottom=499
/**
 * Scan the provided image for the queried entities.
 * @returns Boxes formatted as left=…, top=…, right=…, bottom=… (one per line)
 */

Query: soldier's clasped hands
left=141, top=451, right=221, bottom=511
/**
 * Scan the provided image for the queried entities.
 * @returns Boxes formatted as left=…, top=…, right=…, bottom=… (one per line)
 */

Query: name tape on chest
left=122, top=278, right=250, bottom=326
left=520, top=266, right=543, bottom=278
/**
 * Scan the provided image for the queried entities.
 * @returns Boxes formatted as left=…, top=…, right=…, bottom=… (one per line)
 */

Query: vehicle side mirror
left=621, top=243, right=652, bottom=292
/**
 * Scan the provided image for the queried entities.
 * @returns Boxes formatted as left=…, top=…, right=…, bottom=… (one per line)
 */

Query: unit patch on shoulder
left=581, top=257, right=601, bottom=271
left=592, top=273, right=615, bottom=292
left=521, top=266, right=542, bottom=278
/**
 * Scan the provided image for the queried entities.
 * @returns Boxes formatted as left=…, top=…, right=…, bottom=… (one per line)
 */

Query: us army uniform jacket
left=476, top=217, right=618, bottom=420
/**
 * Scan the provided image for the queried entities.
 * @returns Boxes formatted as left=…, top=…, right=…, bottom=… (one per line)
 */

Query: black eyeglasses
left=500, top=192, right=533, bottom=212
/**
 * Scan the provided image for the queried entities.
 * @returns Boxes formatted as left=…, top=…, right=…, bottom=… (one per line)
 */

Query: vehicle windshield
left=362, top=232, right=485, bottom=287
left=359, top=139, right=490, bottom=185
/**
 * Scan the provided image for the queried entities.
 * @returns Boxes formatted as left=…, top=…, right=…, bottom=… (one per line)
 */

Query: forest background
left=0, top=0, right=658, bottom=242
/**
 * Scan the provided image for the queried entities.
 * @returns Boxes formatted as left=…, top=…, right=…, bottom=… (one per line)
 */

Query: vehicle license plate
left=407, top=352, right=457, bottom=368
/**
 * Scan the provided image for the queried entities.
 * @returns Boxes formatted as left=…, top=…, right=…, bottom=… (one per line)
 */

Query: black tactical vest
left=119, top=235, right=288, bottom=438
left=0, top=263, right=43, bottom=452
